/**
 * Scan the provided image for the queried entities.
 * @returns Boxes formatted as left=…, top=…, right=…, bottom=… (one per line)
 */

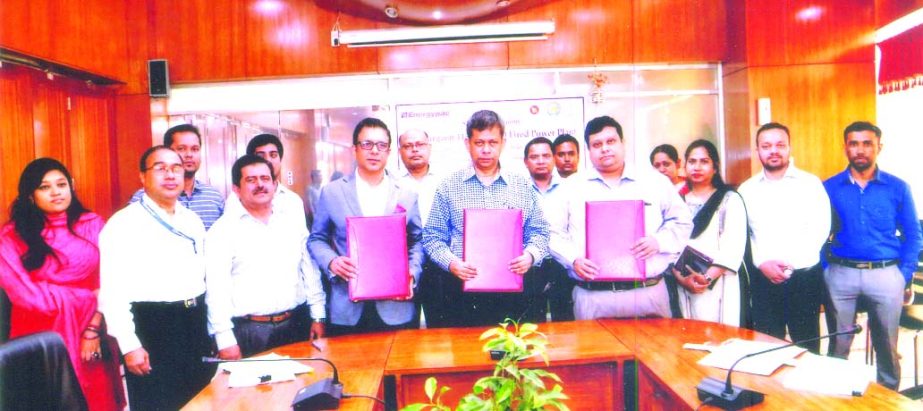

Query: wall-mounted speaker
left=148, top=59, right=169, bottom=97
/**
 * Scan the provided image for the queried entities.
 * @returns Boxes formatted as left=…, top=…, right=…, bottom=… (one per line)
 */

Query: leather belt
left=576, top=275, right=662, bottom=292
left=829, top=256, right=899, bottom=270
left=242, top=309, right=294, bottom=324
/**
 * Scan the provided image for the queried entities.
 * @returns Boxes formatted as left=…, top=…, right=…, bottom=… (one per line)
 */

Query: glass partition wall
left=159, top=64, right=723, bottom=220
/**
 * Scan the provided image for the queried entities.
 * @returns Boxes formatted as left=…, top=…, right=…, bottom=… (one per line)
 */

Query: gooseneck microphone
left=696, top=324, right=863, bottom=410
left=202, top=356, right=343, bottom=410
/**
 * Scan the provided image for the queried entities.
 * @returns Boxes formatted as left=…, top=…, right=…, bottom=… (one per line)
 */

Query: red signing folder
left=462, top=208, right=524, bottom=292
left=585, top=200, right=646, bottom=281
left=346, top=214, right=411, bottom=301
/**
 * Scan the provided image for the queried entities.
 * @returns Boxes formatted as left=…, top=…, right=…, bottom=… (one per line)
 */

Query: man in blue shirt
left=824, top=121, right=922, bottom=390
left=129, top=124, right=224, bottom=229
left=423, top=110, right=550, bottom=327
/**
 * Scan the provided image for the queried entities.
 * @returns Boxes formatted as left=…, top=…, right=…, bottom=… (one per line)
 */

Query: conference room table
left=182, top=319, right=918, bottom=410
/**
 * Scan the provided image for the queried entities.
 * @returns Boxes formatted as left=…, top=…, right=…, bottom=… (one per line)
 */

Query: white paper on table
left=697, top=338, right=806, bottom=376
left=782, top=353, right=874, bottom=397
left=218, top=352, right=314, bottom=388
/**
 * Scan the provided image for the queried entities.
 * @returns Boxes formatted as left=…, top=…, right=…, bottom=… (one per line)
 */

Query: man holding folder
left=546, top=116, right=692, bottom=320
left=309, top=118, right=423, bottom=335
left=423, top=110, right=550, bottom=327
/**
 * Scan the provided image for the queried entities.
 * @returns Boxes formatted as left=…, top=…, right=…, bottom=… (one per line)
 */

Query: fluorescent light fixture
left=876, top=7, right=923, bottom=43
left=331, top=20, right=555, bottom=48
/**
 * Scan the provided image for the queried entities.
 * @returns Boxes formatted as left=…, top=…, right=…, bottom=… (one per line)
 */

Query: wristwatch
left=313, top=318, right=326, bottom=324
left=702, top=274, right=713, bottom=284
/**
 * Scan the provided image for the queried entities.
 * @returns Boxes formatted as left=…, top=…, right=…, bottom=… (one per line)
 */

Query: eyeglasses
left=400, top=142, right=429, bottom=150
left=145, top=164, right=184, bottom=175
left=356, top=141, right=390, bottom=151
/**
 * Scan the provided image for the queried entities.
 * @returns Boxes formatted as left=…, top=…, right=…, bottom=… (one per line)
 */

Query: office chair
left=0, top=331, right=88, bottom=411
left=0, top=288, right=10, bottom=343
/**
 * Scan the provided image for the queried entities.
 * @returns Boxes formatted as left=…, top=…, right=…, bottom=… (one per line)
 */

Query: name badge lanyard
left=140, top=198, right=198, bottom=254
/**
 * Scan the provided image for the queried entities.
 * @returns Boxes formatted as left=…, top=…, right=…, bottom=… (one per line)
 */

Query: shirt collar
left=462, top=165, right=512, bottom=186
left=845, top=166, right=882, bottom=185
left=757, top=164, right=798, bottom=182
left=582, top=163, right=637, bottom=185
left=531, top=174, right=561, bottom=194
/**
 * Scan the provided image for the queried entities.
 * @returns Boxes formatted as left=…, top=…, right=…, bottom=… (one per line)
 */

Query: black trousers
left=750, top=263, right=824, bottom=353
left=430, top=266, right=546, bottom=328
left=232, top=304, right=311, bottom=357
left=126, top=295, right=216, bottom=411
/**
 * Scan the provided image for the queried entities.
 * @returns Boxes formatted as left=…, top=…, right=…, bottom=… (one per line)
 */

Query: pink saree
left=0, top=212, right=125, bottom=411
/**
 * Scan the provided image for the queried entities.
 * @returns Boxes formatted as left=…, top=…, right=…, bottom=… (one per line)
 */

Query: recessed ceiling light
left=433, top=10, right=443, bottom=20
left=384, top=4, right=399, bottom=19
left=496, top=0, right=511, bottom=8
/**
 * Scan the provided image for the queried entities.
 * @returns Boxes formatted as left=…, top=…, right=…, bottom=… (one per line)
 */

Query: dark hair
left=843, top=121, right=881, bottom=141
left=139, top=145, right=176, bottom=172
left=523, top=137, right=553, bottom=158
left=683, top=139, right=731, bottom=239
left=552, top=134, right=579, bottom=153
left=163, top=124, right=201, bottom=147
left=231, top=154, right=275, bottom=187
left=247, top=134, right=284, bottom=159
left=755, top=122, right=790, bottom=145
left=584, top=116, right=623, bottom=145
left=466, top=110, right=505, bottom=138
left=649, top=144, right=679, bottom=165
left=8, top=158, right=90, bottom=271
left=352, top=118, right=392, bottom=146
left=684, top=139, right=726, bottom=190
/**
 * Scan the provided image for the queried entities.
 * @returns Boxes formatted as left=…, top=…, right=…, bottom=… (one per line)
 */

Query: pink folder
left=346, top=214, right=411, bottom=301
left=462, top=208, right=524, bottom=292
left=585, top=200, right=646, bottom=281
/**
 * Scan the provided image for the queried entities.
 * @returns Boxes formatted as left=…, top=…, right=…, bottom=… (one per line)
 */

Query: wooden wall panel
left=509, top=0, right=633, bottom=67
left=722, top=68, right=752, bottom=185
left=0, top=0, right=129, bottom=81
left=31, top=79, right=69, bottom=161
left=633, top=0, right=727, bottom=63
left=150, top=0, right=247, bottom=82
left=746, top=0, right=875, bottom=66
left=0, top=66, right=37, bottom=222
left=112, top=94, right=154, bottom=207
left=876, top=0, right=923, bottom=27
left=67, top=92, right=114, bottom=217
left=246, top=1, right=378, bottom=77
left=380, top=42, right=509, bottom=71
left=724, top=0, right=748, bottom=72
left=746, top=63, right=875, bottom=180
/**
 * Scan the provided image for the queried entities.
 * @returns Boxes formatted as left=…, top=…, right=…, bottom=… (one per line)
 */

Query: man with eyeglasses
left=206, top=155, right=326, bottom=360
left=545, top=115, right=692, bottom=320
left=99, top=146, right=216, bottom=410
left=422, top=110, right=550, bottom=327
left=309, top=118, right=423, bottom=335
left=129, top=124, right=224, bottom=230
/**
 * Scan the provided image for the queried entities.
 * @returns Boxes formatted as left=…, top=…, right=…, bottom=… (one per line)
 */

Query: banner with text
left=394, top=98, right=585, bottom=177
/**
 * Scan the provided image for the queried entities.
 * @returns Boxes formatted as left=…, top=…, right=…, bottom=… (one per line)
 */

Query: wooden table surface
left=183, top=319, right=917, bottom=410
left=385, top=320, right=633, bottom=409
left=182, top=332, right=394, bottom=411
left=598, top=318, right=919, bottom=410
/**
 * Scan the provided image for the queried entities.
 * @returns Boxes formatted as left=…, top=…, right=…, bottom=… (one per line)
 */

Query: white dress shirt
left=398, top=169, right=441, bottom=225
left=205, top=204, right=326, bottom=350
left=98, top=194, right=207, bottom=353
left=738, top=165, right=831, bottom=269
left=546, top=165, right=693, bottom=279
left=355, top=171, right=391, bottom=217
left=225, top=184, right=308, bottom=229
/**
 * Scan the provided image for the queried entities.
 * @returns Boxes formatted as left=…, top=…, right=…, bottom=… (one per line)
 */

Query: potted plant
left=402, top=319, right=569, bottom=411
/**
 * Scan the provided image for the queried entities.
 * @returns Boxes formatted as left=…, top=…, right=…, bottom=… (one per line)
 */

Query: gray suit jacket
left=308, top=172, right=423, bottom=326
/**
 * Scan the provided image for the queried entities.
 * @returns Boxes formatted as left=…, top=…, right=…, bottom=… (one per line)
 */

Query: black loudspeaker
left=148, top=59, right=169, bottom=97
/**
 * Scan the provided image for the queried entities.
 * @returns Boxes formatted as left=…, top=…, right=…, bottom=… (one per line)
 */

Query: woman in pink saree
left=0, top=158, right=125, bottom=410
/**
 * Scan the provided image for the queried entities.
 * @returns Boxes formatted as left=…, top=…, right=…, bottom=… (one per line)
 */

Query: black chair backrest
left=0, top=331, right=88, bottom=411
left=0, top=288, right=10, bottom=343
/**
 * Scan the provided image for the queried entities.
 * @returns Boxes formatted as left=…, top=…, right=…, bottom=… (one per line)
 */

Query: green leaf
left=519, top=322, right=538, bottom=335
left=400, top=404, right=426, bottom=411
left=425, top=376, right=438, bottom=401
left=479, top=327, right=502, bottom=341
left=495, top=379, right=515, bottom=404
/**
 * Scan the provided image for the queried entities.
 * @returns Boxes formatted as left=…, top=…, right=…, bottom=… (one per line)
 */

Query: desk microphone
left=696, top=324, right=863, bottom=410
left=202, top=355, right=343, bottom=410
